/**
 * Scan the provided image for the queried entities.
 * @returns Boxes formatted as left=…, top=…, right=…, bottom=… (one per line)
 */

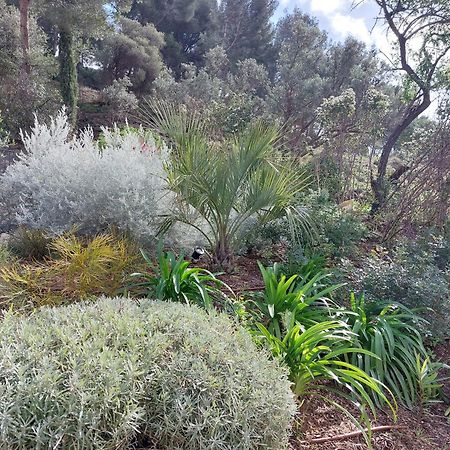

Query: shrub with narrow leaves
left=0, top=233, right=139, bottom=310
left=345, top=293, right=444, bottom=408
left=0, top=111, right=170, bottom=242
left=0, top=297, right=295, bottom=449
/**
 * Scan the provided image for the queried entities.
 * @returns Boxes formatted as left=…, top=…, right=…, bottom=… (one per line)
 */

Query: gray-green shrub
left=0, top=297, right=295, bottom=449
left=0, top=112, right=170, bottom=242
left=341, top=247, right=450, bottom=337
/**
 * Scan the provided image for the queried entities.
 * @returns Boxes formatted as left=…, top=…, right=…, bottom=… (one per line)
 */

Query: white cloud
left=330, top=13, right=372, bottom=44
left=278, top=0, right=394, bottom=57
left=310, top=0, right=346, bottom=15
left=280, top=0, right=309, bottom=7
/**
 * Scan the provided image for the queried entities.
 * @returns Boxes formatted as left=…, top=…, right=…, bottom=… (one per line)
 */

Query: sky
left=275, top=0, right=392, bottom=55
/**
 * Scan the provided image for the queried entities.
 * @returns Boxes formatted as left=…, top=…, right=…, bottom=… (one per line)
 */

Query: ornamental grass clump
left=0, top=297, right=295, bottom=450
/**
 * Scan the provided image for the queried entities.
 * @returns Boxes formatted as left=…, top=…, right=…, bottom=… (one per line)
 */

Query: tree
left=30, top=0, right=131, bottom=126
left=152, top=47, right=271, bottom=135
left=98, top=17, right=165, bottom=95
left=128, top=0, right=218, bottom=76
left=218, top=0, right=277, bottom=68
left=141, top=103, right=311, bottom=271
left=370, top=0, right=450, bottom=213
left=0, top=0, right=59, bottom=135
left=268, top=11, right=328, bottom=147
left=381, top=116, right=450, bottom=240
left=18, top=0, right=31, bottom=73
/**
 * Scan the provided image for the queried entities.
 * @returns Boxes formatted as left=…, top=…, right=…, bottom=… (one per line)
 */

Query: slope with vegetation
left=0, top=0, right=449, bottom=448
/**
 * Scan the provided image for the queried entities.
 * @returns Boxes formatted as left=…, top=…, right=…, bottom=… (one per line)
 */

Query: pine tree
left=128, top=0, right=218, bottom=76
left=218, top=0, right=277, bottom=68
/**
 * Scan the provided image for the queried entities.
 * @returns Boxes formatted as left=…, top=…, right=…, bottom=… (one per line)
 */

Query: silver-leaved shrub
left=0, top=297, right=295, bottom=449
left=0, top=111, right=171, bottom=241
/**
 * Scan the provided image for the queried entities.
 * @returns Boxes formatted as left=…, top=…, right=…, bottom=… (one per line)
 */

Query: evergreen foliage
left=0, top=297, right=295, bottom=449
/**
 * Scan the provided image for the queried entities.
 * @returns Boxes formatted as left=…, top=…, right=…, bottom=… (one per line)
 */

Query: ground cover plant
left=0, top=297, right=295, bottom=449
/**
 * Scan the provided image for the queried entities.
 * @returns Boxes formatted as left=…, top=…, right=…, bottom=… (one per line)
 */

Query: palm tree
left=141, top=102, right=312, bottom=270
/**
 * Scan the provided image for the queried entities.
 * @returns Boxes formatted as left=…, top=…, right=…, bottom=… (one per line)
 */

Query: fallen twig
left=303, top=425, right=407, bottom=444
left=233, top=285, right=265, bottom=293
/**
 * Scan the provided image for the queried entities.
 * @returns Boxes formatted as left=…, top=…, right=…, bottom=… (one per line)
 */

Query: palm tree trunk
left=213, top=236, right=235, bottom=272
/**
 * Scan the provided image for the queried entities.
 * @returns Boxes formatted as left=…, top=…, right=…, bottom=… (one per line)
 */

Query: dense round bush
left=0, top=297, right=295, bottom=449
left=0, top=112, right=170, bottom=242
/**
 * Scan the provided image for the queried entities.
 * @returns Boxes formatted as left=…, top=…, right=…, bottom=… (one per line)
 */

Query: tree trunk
left=59, top=29, right=78, bottom=127
left=19, top=0, right=31, bottom=75
left=213, top=237, right=235, bottom=273
left=371, top=95, right=430, bottom=213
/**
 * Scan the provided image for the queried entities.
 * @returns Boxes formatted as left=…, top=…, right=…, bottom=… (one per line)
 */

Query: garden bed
left=214, top=257, right=450, bottom=450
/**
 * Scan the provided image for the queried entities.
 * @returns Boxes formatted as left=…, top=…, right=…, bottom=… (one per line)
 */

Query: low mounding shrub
left=0, top=111, right=170, bottom=242
left=301, top=190, right=368, bottom=259
left=240, top=190, right=368, bottom=264
left=0, top=297, right=295, bottom=449
left=341, top=240, right=450, bottom=337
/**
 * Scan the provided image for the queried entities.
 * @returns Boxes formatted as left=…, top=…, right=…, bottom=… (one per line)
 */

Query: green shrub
left=302, top=190, right=368, bottom=259
left=345, top=294, right=444, bottom=408
left=8, top=227, right=52, bottom=260
left=0, top=297, right=295, bottom=449
left=240, top=190, right=368, bottom=263
left=341, top=252, right=450, bottom=337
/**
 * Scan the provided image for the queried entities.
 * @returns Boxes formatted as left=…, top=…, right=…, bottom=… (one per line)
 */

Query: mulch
left=290, top=394, right=450, bottom=450
left=216, top=256, right=264, bottom=293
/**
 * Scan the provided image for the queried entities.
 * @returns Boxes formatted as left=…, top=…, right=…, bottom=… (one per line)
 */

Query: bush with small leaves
left=341, top=243, right=450, bottom=337
left=102, top=76, right=139, bottom=120
left=0, top=111, right=170, bottom=242
left=0, top=297, right=295, bottom=449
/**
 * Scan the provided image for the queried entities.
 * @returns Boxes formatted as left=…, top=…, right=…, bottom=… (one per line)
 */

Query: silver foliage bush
left=0, top=297, right=295, bottom=449
left=0, top=111, right=170, bottom=241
